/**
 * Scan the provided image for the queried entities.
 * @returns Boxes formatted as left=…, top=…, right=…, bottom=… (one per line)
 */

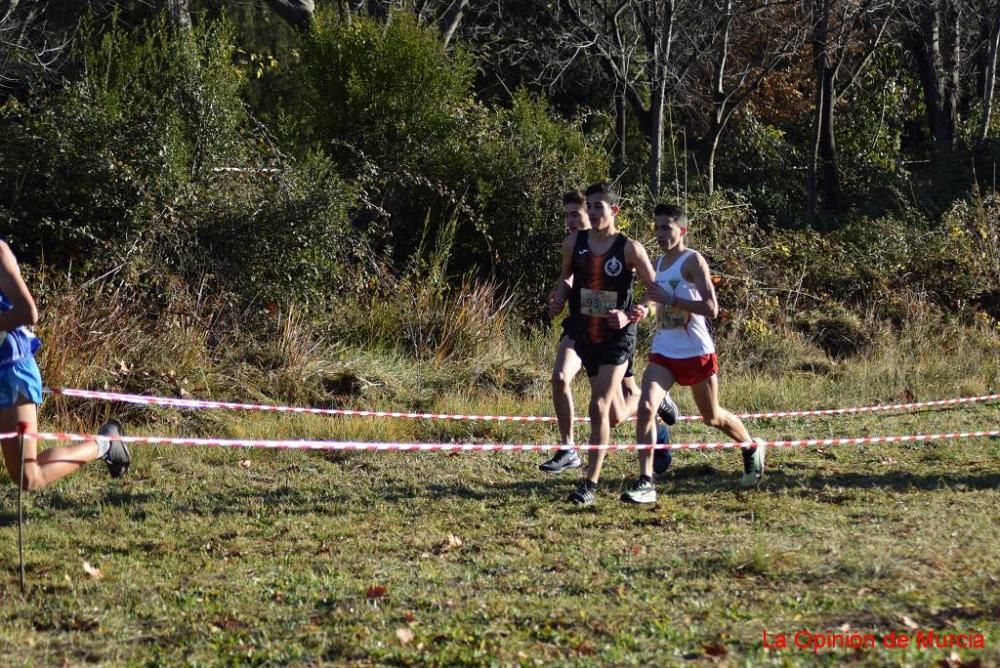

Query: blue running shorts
left=0, top=356, right=44, bottom=408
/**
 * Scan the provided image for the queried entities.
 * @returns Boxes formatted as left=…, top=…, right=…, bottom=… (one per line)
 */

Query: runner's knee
left=702, top=413, right=725, bottom=429
left=551, top=370, right=572, bottom=394
left=637, top=399, right=657, bottom=424
left=12, top=467, right=45, bottom=492
left=590, top=395, right=613, bottom=416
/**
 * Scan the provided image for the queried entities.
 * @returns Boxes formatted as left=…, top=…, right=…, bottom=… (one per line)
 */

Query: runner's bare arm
left=0, top=241, right=39, bottom=331
left=677, top=252, right=719, bottom=318
left=624, top=240, right=670, bottom=305
left=547, top=232, right=577, bottom=317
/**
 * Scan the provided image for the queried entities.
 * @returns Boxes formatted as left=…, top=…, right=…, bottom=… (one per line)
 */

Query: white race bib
left=580, top=288, right=618, bottom=316
left=657, top=306, right=688, bottom=330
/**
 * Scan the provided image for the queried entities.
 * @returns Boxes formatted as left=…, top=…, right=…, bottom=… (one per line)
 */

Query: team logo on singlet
left=604, top=256, right=623, bottom=277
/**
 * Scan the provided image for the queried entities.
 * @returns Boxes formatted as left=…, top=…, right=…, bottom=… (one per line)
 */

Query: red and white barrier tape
left=22, top=429, right=1000, bottom=451
left=47, top=387, right=1000, bottom=424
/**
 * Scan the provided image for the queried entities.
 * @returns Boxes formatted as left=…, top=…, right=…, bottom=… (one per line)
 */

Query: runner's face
left=586, top=195, right=617, bottom=229
left=654, top=215, right=686, bottom=251
left=564, top=203, right=590, bottom=233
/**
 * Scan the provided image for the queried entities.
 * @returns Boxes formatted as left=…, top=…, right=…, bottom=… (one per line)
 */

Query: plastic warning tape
left=47, top=388, right=1000, bottom=424
left=26, top=429, right=1000, bottom=451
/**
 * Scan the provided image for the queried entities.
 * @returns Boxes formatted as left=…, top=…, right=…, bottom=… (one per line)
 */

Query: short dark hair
left=584, top=182, right=619, bottom=205
left=562, top=190, right=585, bottom=206
left=653, top=203, right=687, bottom=225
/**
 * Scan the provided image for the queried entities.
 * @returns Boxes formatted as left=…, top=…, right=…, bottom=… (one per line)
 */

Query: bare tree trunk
left=441, top=0, right=467, bottom=48
left=706, top=0, right=732, bottom=196
left=648, top=0, right=675, bottom=198
left=980, top=13, right=1000, bottom=142
left=807, top=0, right=828, bottom=220
left=912, top=0, right=961, bottom=148
left=650, top=76, right=666, bottom=197
left=167, top=0, right=192, bottom=31
left=614, top=91, right=627, bottom=167
left=948, top=0, right=962, bottom=148
left=264, top=0, right=315, bottom=30
left=706, top=130, right=721, bottom=196
left=807, top=73, right=822, bottom=220
left=337, top=0, right=351, bottom=25
left=818, top=63, right=841, bottom=211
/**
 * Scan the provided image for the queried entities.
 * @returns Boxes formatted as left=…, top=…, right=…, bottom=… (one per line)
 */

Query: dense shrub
left=0, top=17, right=365, bottom=309
left=0, top=18, right=245, bottom=270
left=792, top=305, right=874, bottom=358
left=716, top=109, right=806, bottom=229
left=295, top=11, right=605, bottom=304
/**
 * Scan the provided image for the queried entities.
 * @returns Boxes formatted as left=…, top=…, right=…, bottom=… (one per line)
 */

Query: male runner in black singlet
left=547, top=183, right=672, bottom=506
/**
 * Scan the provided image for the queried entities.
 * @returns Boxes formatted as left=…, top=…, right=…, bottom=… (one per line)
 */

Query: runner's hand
left=645, top=284, right=672, bottom=305
left=606, top=309, right=631, bottom=329
left=547, top=291, right=565, bottom=317
left=626, top=304, right=648, bottom=323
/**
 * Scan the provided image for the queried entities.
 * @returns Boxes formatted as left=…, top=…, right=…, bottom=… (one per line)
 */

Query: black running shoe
left=568, top=481, right=596, bottom=506
left=98, top=420, right=130, bottom=478
left=657, top=393, right=679, bottom=426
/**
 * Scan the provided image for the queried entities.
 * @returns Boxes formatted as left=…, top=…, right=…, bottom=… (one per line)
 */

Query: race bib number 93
left=580, top=288, right=618, bottom=316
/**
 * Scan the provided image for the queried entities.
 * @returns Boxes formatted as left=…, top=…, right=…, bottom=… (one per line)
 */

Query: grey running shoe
left=658, top=393, right=679, bottom=426
left=653, top=423, right=673, bottom=475
left=540, top=449, right=582, bottom=473
left=98, top=419, right=130, bottom=478
left=568, top=481, right=596, bottom=506
left=620, top=476, right=657, bottom=504
left=739, top=437, right=766, bottom=488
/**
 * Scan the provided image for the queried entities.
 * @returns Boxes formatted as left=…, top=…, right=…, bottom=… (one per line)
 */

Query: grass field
left=1, top=334, right=999, bottom=666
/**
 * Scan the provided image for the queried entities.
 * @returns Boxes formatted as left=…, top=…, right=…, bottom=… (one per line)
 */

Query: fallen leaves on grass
left=82, top=561, right=103, bottom=580
left=899, top=614, right=919, bottom=630
left=436, top=533, right=464, bottom=555
left=703, top=642, right=728, bottom=657
left=938, top=652, right=981, bottom=668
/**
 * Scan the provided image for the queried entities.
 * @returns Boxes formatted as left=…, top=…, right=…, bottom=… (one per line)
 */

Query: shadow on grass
left=379, top=478, right=560, bottom=502
left=0, top=488, right=159, bottom=525
left=665, top=469, right=1000, bottom=497
left=5, top=463, right=995, bottom=522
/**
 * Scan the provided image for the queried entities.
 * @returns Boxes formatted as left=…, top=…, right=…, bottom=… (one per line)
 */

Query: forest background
left=1, top=0, right=999, bottom=401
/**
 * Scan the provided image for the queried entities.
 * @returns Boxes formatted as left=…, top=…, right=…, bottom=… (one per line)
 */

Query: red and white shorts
left=648, top=352, right=718, bottom=386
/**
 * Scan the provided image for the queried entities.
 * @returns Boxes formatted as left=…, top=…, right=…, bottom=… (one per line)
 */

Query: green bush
left=463, top=91, right=605, bottom=306
left=716, top=109, right=805, bottom=229
left=300, top=10, right=474, bottom=177
left=173, top=151, right=362, bottom=307
left=0, top=17, right=245, bottom=270
left=296, top=12, right=605, bottom=307
left=792, top=305, right=874, bottom=359
left=0, top=16, right=367, bottom=309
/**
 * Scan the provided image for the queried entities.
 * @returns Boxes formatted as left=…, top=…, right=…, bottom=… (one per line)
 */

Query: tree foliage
left=1, top=1, right=999, bottom=333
